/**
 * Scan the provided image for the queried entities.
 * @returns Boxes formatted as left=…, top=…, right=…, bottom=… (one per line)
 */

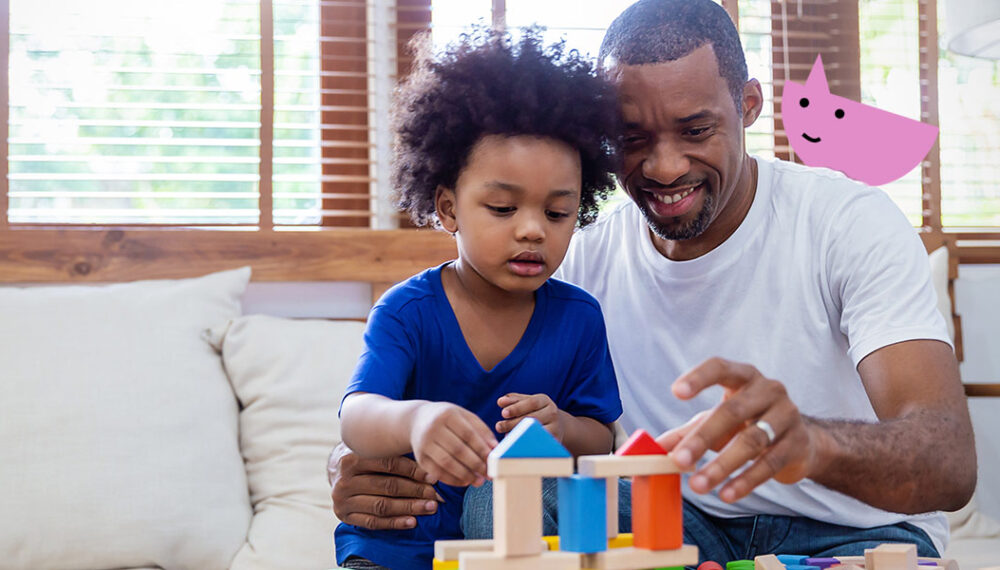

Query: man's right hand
left=328, top=442, right=442, bottom=530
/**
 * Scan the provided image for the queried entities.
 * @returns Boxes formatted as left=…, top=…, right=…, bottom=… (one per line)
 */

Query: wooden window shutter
left=770, top=0, right=860, bottom=162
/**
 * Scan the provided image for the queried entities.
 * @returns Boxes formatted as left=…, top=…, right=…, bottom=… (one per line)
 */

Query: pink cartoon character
left=782, top=55, right=938, bottom=187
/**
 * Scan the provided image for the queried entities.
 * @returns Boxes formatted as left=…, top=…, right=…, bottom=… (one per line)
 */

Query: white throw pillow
left=0, top=268, right=252, bottom=570
left=205, top=315, right=366, bottom=570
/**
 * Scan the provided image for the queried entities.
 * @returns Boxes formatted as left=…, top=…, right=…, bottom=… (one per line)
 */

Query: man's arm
left=658, top=340, right=976, bottom=514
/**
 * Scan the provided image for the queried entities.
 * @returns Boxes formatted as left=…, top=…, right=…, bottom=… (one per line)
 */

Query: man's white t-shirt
left=555, top=157, right=953, bottom=552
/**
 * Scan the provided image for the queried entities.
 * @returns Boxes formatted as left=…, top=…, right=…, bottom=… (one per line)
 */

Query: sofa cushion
left=0, top=268, right=252, bottom=570
left=205, top=315, right=366, bottom=570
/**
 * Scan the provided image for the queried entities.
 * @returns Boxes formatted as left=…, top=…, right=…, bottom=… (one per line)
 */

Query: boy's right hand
left=410, top=402, right=498, bottom=487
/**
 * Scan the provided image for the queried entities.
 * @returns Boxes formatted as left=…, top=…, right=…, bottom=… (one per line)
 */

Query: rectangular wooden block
left=632, top=473, right=682, bottom=550
left=581, top=545, right=698, bottom=570
left=495, top=476, right=543, bottom=557
left=458, top=550, right=580, bottom=570
left=606, top=476, right=619, bottom=538
left=488, top=456, right=574, bottom=478
left=866, top=543, right=918, bottom=570
left=435, top=538, right=551, bottom=561
left=436, top=539, right=496, bottom=561
left=558, top=475, right=607, bottom=553
left=755, top=554, right=786, bottom=570
left=577, top=454, right=686, bottom=478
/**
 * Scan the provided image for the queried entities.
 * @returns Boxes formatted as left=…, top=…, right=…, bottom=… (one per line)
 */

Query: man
left=328, top=0, right=976, bottom=560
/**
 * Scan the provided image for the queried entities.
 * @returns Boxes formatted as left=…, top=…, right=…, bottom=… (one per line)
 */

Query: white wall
left=957, top=265, right=1000, bottom=520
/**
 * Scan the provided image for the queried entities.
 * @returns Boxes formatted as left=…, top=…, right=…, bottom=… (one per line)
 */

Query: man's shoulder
left=764, top=157, right=882, bottom=205
left=761, top=157, right=901, bottom=228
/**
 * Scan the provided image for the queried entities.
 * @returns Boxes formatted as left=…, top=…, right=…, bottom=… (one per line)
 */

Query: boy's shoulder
left=374, top=264, right=445, bottom=313
left=543, top=277, right=604, bottom=316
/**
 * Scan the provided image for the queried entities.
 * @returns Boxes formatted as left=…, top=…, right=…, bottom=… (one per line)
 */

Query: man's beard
left=638, top=189, right=715, bottom=241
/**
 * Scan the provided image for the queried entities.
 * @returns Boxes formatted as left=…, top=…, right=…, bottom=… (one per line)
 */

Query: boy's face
left=436, top=134, right=581, bottom=295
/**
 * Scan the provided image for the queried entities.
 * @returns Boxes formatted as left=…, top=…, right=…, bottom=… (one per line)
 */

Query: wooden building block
left=615, top=429, right=667, bottom=456
left=436, top=539, right=496, bottom=561
left=487, top=456, right=573, bottom=478
left=867, top=544, right=917, bottom=570
left=755, top=554, right=787, bottom=570
left=432, top=559, right=459, bottom=570
left=434, top=538, right=551, bottom=561
left=606, top=476, right=619, bottom=538
left=494, top=476, right=543, bottom=557
left=577, top=454, right=687, bottom=478
left=632, top=473, right=682, bottom=550
left=558, top=475, right=607, bottom=553
left=833, top=557, right=865, bottom=565
left=581, top=545, right=698, bottom=570
left=607, top=533, right=633, bottom=549
left=919, top=558, right=957, bottom=570
left=489, top=417, right=571, bottom=459
left=458, top=550, right=580, bottom=570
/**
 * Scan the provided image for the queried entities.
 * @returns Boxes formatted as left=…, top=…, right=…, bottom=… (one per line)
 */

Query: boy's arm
left=496, top=393, right=615, bottom=456
left=340, top=392, right=425, bottom=457
left=342, top=392, right=498, bottom=486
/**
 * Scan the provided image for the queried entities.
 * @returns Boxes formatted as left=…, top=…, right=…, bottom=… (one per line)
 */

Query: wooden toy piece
left=434, top=538, right=550, bottom=561
left=615, top=429, right=668, bottom=456
left=581, top=544, right=699, bottom=570
left=779, top=556, right=810, bottom=566
left=605, top=476, right=619, bottom=538
left=487, top=455, right=573, bottom=478
left=577, top=454, right=687, bottom=478
left=489, top=417, right=571, bottom=459
left=698, top=562, right=725, bottom=570
left=832, top=557, right=865, bottom=566
left=632, top=473, right=682, bottom=550
left=433, top=559, right=459, bottom=570
left=494, top=476, right=544, bottom=557
left=756, top=554, right=788, bottom=570
left=919, top=558, right=957, bottom=570
left=805, top=558, right=841, bottom=569
left=866, top=544, right=918, bottom=570
left=607, top=533, right=633, bottom=549
left=558, top=475, right=607, bottom=553
left=458, top=550, right=580, bottom=570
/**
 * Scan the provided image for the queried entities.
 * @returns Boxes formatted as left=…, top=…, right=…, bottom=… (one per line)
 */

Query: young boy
left=335, top=28, right=623, bottom=570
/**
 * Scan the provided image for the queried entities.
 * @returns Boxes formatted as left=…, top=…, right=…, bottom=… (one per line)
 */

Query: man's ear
left=435, top=185, right=458, bottom=234
left=741, top=78, right=763, bottom=128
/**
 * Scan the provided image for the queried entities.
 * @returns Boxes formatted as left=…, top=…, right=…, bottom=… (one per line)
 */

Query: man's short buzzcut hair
left=599, top=0, right=748, bottom=112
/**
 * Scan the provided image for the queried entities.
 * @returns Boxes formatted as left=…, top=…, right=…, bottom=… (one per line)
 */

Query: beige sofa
left=1, top=257, right=997, bottom=569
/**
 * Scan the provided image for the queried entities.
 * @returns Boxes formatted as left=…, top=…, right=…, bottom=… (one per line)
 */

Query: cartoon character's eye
left=835, top=109, right=845, bottom=119
left=799, top=98, right=809, bottom=108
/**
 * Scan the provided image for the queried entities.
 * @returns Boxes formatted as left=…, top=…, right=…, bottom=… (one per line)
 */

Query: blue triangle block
left=489, top=418, right=571, bottom=459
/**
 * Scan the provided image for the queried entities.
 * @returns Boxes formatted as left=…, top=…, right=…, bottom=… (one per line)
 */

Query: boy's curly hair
left=392, top=27, right=622, bottom=228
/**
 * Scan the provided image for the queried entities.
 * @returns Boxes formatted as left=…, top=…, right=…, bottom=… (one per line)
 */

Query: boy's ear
left=435, top=185, right=458, bottom=233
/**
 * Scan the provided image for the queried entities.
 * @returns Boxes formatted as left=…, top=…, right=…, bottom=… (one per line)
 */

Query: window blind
left=8, top=0, right=264, bottom=225
left=4, top=0, right=432, bottom=228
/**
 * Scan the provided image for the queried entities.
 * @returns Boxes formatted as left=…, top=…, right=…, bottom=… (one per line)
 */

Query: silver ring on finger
left=754, top=419, right=776, bottom=446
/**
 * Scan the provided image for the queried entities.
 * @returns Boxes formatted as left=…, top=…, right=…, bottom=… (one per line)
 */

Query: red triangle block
left=615, top=429, right=667, bottom=456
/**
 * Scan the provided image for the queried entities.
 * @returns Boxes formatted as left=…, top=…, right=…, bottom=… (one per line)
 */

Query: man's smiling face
left=611, top=44, right=760, bottom=258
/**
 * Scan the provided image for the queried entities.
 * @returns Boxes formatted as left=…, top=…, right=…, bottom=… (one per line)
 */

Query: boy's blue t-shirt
left=335, top=263, right=622, bottom=570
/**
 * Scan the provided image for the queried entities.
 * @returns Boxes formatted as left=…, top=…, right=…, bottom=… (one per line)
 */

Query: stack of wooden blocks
left=753, top=544, right=958, bottom=570
left=433, top=418, right=699, bottom=569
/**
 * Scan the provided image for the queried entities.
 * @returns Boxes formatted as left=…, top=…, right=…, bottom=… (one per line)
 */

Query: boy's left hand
left=496, top=393, right=565, bottom=442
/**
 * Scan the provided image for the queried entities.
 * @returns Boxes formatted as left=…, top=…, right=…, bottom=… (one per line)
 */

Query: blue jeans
left=460, top=479, right=939, bottom=563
